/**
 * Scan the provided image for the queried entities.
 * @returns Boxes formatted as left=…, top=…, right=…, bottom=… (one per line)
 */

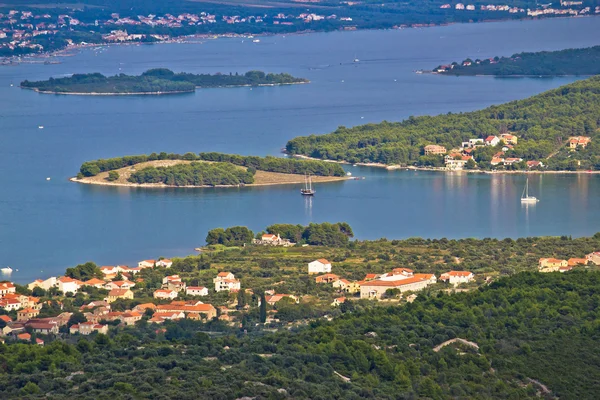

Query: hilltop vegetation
left=434, top=45, right=600, bottom=76
left=286, top=76, right=600, bottom=170
left=2, top=271, right=600, bottom=399
left=21, top=69, right=308, bottom=95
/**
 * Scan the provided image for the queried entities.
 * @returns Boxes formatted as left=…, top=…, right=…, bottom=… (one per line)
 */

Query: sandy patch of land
left=70, top=159, right=350, bottom=188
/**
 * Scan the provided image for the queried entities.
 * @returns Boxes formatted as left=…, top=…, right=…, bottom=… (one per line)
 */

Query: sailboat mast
left=525, top=178, right=529, bottom=198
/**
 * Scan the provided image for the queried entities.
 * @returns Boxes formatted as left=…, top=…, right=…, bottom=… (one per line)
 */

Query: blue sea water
left=1, top=17, right=599, bottom=282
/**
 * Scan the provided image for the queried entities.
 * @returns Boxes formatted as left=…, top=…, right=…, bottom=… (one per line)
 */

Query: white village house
left=186, top=286, right=209, bottom=296
left=308, top=259, right=332, bottom=274
left=213, top=272, right=241, bottom=292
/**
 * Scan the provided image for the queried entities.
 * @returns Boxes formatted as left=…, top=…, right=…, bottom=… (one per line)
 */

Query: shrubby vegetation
left=128, top=162, right=255, bottom=186
left=2, top=272, right=599, bottom=398
left=198, top=152, right=345, bottom=176
left=206, top=222, right=354, bottom=247
left=263, top=222, right=354, bottom=246
left=79, top=152, right=345, bottom=177
left=205, top=226, right=255, bottom=246
left=286, top=76, right=600, bottom=169
left=436, top=45, right=600, bottom=76
left=20, top=68, right=307, bottom=94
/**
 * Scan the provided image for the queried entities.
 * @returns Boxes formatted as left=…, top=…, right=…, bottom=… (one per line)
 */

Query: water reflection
left=304, top=196, right=313, bottom=219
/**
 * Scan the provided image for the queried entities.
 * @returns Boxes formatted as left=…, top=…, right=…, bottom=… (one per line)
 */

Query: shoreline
left=3, top=15, right=598, bottom=64
left=69, top=175, right=351, bottom=189
left=23, top=81, right=308, bottom=96
left=290, top=155, right=600, bottom=174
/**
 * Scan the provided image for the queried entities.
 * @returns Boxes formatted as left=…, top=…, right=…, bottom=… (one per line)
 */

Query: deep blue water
left=1, top=17, right=600, bottom=282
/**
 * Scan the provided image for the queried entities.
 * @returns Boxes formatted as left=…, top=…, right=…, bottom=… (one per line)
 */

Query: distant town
left=1, top=4, right=599, bottom=58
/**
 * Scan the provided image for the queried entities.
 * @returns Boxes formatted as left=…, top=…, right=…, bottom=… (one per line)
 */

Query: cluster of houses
left=422, top=133, right=557, bottom=170
left=0, top=9, right=356, bottom=54
left=308, top=259, right=475, bottom=300
left=441, top=3, right=524, bottom=13
left=439, top=3, right=596, bottom=17
left=538, top=251, right=600, bottom=273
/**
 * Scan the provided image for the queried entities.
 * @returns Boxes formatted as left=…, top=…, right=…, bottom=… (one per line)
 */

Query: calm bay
left=1, top=17, right=600, bottom=282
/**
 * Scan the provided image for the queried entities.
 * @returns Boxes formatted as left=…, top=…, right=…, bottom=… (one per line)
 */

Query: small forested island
left=433, top=45, right=600, bottom=76
left=1, top=224, right=600, bottom=398
left=73, top=152, right=346, bottom=187
left=286, top=76, right=600, bottom=171
left=20, top=69, right=309, bottom=95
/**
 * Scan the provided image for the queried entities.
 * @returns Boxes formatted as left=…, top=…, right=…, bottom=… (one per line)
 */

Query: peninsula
left=432, top=45, right=600, bottom=76
left=72, top=152, right=348, bottom=188
left=20, top=69, right=308, bottom=95
left=286, top=76, right=600, bottom=172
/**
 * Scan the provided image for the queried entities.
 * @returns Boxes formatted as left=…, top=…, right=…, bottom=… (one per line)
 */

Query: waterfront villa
left=308, top=259, right=332, bottom=274
left=424, top=144, right=447, bottom=155
left=252, top=233, right=295, bottom=247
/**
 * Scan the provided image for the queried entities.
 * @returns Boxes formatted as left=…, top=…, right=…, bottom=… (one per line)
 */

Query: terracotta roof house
left=331, top=297, right=346, bottom=306
left=153, top=289, right=178, bottom=300
left=568, top=258, right=588, bottom=267
left=440, top=271, right=474, bottom=285
left=105, top=289, right=134, bottom=303
left=360, top=274, right=436, bottom=299
left=315, top=273, right=340, bottom=284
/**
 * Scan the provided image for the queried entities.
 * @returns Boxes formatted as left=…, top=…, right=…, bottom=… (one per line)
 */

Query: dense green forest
left=435, top=45, right=600, bottom=76
left=2, top=272, right=600, bottom=399
left=20, top=69, right=307, bottom=94
left=286, top=76, right=600, bottom=170
left=128, top=162, right=255, bottom=186
left=79, top=152, right=345, bottom=178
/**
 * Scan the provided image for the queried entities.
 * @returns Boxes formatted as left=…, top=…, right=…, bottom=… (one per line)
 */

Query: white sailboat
left=521, top=177, right=539, bottom=203
left=301, top=174, right=315, bottom=196
left=1, top=266, right=13, bottom=274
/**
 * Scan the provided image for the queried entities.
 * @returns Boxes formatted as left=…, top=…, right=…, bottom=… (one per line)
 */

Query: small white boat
left=353, top=58, right=360, bottom=63
left=346, top=172, right=352, bottom=176
left=38, top=125, right=44, bottom=129
left=46, top=177, right=51, bottom=181
left=521, top=177, right=539, bottom=203
left=252, top=39, right=260, bottom=43
left=1, top=267, right=13, bottom=274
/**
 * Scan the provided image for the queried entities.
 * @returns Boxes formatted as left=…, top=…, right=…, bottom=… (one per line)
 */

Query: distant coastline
left=69, top=174, right=350, bottom=188
left=23, top=81, right=308, bottom=96
left=291, top=155, right=600, bottom=174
